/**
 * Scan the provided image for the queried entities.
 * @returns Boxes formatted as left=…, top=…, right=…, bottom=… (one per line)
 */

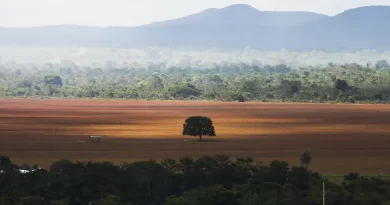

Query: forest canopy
left=0, top=60, right=390, bottom=103
left=0, top=154, right=389, bottom=205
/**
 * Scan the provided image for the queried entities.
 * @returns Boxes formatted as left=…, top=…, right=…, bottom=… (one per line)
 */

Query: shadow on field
left=182, top=139, right=223, bottom=143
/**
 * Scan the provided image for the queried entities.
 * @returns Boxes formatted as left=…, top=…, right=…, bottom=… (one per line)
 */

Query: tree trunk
left=199, top=134, right=203, bottom=141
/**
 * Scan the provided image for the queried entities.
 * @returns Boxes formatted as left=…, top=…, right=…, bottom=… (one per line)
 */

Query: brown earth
left=0, top=98, right=390, bottom=174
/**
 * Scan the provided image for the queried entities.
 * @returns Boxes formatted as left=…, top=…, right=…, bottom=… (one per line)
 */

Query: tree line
left=1, top=60, right=390, bottom=103
left=1, top=153, right=390, bottom=205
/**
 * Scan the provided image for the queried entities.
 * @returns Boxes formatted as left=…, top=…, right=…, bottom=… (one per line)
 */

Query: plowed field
left=1, top=98, right=390, bottom=174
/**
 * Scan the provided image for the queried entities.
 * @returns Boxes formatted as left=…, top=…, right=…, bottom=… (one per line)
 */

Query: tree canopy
left=1, top=62, right=390, bottom=103
left=1, top=154, right=389, bottom=205
left=182, top=116, right=216, bottom=141
left=300, top=151, right=312, bottom=168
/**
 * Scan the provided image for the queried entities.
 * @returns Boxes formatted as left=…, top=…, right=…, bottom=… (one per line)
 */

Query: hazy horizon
left=1, top=0, right=390, bottom=27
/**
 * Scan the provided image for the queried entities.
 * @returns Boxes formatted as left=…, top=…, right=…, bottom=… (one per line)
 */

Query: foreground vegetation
left=1, top=60, right=390, bottom=103
left=1, top=153, right=390, bottom=205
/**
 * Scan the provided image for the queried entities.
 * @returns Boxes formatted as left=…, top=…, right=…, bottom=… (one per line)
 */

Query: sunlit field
left=1, top=98, right=390, bottom=174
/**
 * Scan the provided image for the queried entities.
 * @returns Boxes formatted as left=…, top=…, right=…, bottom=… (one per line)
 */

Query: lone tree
left=300, top=151, right=312, bottom=168
left=182, top=116, right=216, bottom=141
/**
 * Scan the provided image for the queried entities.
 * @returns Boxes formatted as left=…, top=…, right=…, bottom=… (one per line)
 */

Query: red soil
left=1, top=98, right=390, bottom=174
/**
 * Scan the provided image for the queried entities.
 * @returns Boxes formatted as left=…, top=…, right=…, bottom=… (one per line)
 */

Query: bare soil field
left=1, top=98, right=390, bottom=174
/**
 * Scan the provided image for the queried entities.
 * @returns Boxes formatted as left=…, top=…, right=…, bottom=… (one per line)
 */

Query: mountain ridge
left=145, top=4, right=328, bottom=28
left=0, top=4, right=389, bottom=51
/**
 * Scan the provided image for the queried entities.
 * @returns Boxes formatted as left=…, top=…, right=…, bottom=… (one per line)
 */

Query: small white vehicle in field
left=89, top=136, right=102, bottom=142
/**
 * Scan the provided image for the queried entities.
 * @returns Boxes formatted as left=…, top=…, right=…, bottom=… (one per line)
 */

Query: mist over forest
left=1, top=45, right=390, bottom=103
left=1, top=4, right=390, bottom=103
left=1, top=47, right=390, bottom=69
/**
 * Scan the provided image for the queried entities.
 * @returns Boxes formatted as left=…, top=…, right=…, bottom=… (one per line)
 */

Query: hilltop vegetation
left=1, top=60, right=390, bottom=103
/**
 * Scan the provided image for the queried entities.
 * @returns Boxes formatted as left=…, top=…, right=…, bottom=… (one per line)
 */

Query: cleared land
left=1, top=98, right=390, bottom=174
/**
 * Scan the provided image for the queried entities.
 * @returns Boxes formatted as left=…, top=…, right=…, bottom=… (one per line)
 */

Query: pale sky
left=1, top=0, right=389, bottom=27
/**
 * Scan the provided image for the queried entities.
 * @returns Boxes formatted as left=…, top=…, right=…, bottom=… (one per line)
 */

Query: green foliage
left=44, top=75, right=63, bottom=87
left=202, top=90, right=217, bottom=100
left=18, top=196, right=45, bottom=205
left=376, top=60, right=389, bottom=69
left=287, top=166, right=311, bottom=190
left=345, top=173, right=360, bottom=181
left=300, top=151, right=312, bottom=168
left=88, top=195, right=121, bottom=205
left=167, top=83, right=201, bottom=99
left=0, top=62, right=389, bottom=103
left=50, top=159, right=74, bottom=173
left=164, top=196, right=191, bottom=205
left=49, top=201, right=64, bottom=205
left=147, top=75, right=164, bottom=90
left=334, top=79, right=349, bottom=92
left=0, top=156, right=18, bottom=172
left=182, top=116, right=216, bottom=141
left=382, top=201, right=390, bottom=205
left=1, top=153, right=390, bottom=205
left=227, top=93, right=246, bottom=102
left=166, top=185, right=238, bottom=205
left=0, top=197, right=12, bottom=205
left=267, top=160, right=289, bottom=185
left=280, top=80, right=302, bottom=97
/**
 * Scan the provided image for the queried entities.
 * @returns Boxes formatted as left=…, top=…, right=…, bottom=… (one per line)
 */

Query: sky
left=1, top=0, right=389, bottom=27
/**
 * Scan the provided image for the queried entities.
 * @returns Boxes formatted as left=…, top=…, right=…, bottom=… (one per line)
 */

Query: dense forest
left=0, top=60, right=390, bottom=103
left=1, top=153, right=389, bottom=205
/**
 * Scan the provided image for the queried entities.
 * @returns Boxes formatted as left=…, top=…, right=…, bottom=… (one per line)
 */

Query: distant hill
left=284, top=6, right=390, bottom=51
left=146, top=4, right=328, bottom=28
left=0, top=4, right=389, bottom=51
